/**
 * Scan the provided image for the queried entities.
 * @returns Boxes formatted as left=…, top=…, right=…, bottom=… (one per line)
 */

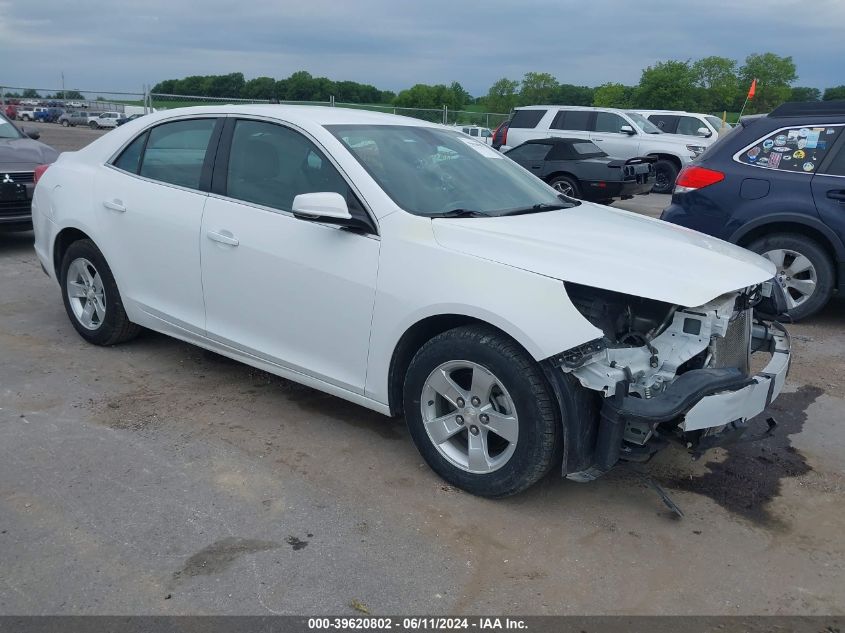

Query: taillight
left=501, top=125, right=508, bottom=146
left=674, top=165, right=724, bottom=193
left=33, top=164, right=51, bottom=185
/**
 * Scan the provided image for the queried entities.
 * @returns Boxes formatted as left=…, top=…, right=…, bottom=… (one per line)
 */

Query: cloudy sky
left=2, top=0, right=843, bottom=97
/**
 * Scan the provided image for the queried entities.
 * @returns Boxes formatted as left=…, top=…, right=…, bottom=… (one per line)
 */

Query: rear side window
left=593, top=112, right=628, bottom=133
left=112, top=131, right=148, bottom=174
left=551, top=110, right=592, bottom=131
left=139, top=118, right=216, bottom=189
left=505, top=143, right=552, bottom=162
left=649, top=114, right=678, bottom=133
left=737, top=125, right=843, bottom=174
left=509, top=110, right=547, bottom=129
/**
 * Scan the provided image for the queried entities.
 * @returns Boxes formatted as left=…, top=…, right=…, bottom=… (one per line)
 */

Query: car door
left=589, top=112, right=635, bottom=158
left=200, top=118, right=380, bottom=393
left=96, top=116, right=222, bottom=333
left=811, top=125, right=845, bottom=245
left=647, top=114, right=679, bottom=134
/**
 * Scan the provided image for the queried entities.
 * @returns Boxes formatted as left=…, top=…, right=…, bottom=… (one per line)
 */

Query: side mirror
left=292, top=192, right=353, bottom=222
left=619, top=125, right=635, bottom=135
left=697, top=127, right=712, bottom=138
left=22, top=127, right=40, bottom=140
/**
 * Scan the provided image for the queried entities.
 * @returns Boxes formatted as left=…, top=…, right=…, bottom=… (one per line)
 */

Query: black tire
left=60, top=239, right=141, bottom=345
left=21, top=115, right=31, bottom=121
left=62, top=119, right=69, bottom=127
left=403, top=325, right=565, bottom=497
left=89, top=121, right=98, bottom=129
left=652, top=159, right=679, bottom=194
left=548, top=175, right=581, bottom=199
left=747, top=233, right=835, bottom=321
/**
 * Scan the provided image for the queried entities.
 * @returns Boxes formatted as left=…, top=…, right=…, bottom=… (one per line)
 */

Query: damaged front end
left=550, top=280, right=791, bottom=482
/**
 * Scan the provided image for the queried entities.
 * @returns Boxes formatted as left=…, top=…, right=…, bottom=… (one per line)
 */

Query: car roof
left=137, top=104, right=440, bottom=128
left=514, top=105, right=627, bottom=114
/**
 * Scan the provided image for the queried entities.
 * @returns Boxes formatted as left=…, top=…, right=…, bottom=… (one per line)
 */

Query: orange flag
left=747, top=78, right=757, bottom=100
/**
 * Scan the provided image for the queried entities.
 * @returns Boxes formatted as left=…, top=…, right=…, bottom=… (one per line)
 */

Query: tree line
left=143, top=53, right=843, bottom=116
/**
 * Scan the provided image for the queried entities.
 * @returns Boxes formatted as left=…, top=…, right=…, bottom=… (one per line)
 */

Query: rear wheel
left=89, top=121, right=98, bottom=129
left=60, top=239, right=141, bottom=345
left=548, top=175, right=581, bottom=199
left=748, top=234, right=834, bottom=320
left=403, top=325, right=564, bottom=497
left=652, top=159, right=679, bottom=194
left=62, top=119, right=69, bottom=127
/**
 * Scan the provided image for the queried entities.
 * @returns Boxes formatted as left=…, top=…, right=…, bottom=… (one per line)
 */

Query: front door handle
left=207, top=230, right=239, bottom=247
left=826, top=190, right=845, bottom=202
left=103, top=199, right=126, bottom=213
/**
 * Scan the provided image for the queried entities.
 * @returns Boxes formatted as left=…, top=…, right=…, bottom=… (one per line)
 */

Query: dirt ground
left=1, top=121, right=843, bottom=615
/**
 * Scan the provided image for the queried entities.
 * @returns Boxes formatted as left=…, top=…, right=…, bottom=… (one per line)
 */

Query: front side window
left=648, top=114, right=678, bottom=133
left=737, top=125, right=843, bottom=173
left=225, top=119, right=350, bottom=212
left=678, top=116, right=707, bottom=136
left=551, top=110, right=592, bottom=131
left=626, top=112, right=661, bottom=134
left=593, top=112, right=628, bottom=133
left=138, top=118, right=216, bottom=189
left=328, top=124, right=573, bottom=217
left=821, top=142, right=845, bottom=177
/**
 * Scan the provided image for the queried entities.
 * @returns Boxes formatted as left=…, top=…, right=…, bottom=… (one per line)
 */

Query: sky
left=1, top=0, right=843, bottom=98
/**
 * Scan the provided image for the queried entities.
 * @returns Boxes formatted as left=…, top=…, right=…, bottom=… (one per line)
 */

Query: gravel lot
left=1, top=121, right=843, bottom=615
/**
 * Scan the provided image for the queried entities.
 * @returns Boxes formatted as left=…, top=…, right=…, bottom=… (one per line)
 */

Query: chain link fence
left=148, top=93, right=509, bottom=130
left=0, top=87, right=148, bottom=120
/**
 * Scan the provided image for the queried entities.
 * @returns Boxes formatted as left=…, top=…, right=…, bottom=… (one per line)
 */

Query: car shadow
left=0, top=230, right=34, bottom=253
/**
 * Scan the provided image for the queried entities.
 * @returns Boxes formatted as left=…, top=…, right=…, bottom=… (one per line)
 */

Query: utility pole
left=61, top=72, right=65, bottom=99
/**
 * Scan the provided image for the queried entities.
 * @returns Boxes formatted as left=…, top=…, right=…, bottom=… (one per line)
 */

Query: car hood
left=431, top=203, right=776, bottom=307
left=0, top=137, right=59, bottom=170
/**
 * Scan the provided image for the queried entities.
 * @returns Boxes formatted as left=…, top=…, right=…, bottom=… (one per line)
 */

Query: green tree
left=175, top=75, right=211, bottom=96
left=151, top=79, right=177, bottom=94
left=284, top=71, right=315, bottom=101
left=518, top=72, right=558, bottom=105
left=553, top=84, right=594, bottom=106
left=823, top=85, right=845, bottom=101
left=635, top=60, right=696, bottom=109
left=485, top=78, right=520, bottom=114
left=242, top=77, right=276, bottom=100
left=207, top=73, right=245, bottom=98
left=449, top=81, right=470, bottom=109
left=22, top=88, right=40, bottom=98
left=691, top=56, right=738, bottom=111
left=593, top=82, right=634, bottom=108
left=739, top=53, right=797, bottom=112
left=790, top=86, right=821, bottom=102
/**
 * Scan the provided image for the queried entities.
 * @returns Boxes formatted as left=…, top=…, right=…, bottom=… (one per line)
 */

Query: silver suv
left=506, top=106, right=710, bottom=193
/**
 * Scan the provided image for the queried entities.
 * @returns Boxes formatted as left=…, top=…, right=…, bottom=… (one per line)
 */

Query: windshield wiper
left=428, top=208, right=489, bottom=218
left=498, top=202, right=570, bottom=217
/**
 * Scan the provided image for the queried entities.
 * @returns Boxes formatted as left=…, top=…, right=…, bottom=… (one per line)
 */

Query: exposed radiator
left=710, top=308, right=752, bottom=376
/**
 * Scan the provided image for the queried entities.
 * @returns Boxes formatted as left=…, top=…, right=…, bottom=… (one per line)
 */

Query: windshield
left=0, top=114, right=23, bottom=139
left=626, top=112, right=662, bottom=134
left=327, top=124, right=573, bottom=217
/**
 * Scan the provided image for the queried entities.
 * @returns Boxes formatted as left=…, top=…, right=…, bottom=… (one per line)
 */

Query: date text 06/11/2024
left=306, top=617, right=528, bottom=630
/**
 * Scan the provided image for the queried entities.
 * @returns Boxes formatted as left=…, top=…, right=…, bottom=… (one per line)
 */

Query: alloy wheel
left=552, top=181, right=575, bottom=197
left=420, top=360, right=519, bottom=474
left=66, top=257, right=106, bottom=330
left=762, top=248, right=818, bottom=309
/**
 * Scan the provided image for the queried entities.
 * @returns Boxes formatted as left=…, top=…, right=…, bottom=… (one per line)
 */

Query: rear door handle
left=826, top=190, right=845, bottom=202
left=103, top=199, right=126, bottom=213
left=207, top=230, right=239, bottom=247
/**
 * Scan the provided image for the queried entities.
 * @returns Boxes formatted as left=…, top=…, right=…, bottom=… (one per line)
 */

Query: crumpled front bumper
left=682, top=323, right=790, bottom=432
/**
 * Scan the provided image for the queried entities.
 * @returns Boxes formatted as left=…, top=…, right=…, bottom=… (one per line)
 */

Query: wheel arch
left=387, top=314, right=536, bottom=417
left=731, top=215, right=844, bottom=275
left=53, top=227, right=94, bottom=278
left=646, top=153, right=682, bottom=170
left=545, top=171, right=580, bottom=184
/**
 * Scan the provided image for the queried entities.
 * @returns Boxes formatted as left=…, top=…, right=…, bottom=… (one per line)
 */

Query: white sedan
left=31, top=105, right=791, bottom=496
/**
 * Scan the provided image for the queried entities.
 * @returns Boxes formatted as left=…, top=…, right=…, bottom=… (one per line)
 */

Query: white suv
left=31, top=105, right=791, bottom=497
left=506, top=106, right=710, bottom=193
left=90, top=111, right=122, bottom=129
left=635, top=110, right=731, bottom=139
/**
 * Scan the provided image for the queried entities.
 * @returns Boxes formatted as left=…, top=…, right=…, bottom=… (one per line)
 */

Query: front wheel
left=60, top=239, right=141, bottom=345
left=403, top=325, right=563, bottom=497
left=62, top=119, right=69, bottom=127
left=89, top=121, right=98, bottom=129
left=652, top=159, right=679, bottom=194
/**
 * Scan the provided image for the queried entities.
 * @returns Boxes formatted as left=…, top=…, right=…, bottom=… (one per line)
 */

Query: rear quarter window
left=509, top=110, right=547, bottom=129
left=735, top=125, right=843, bottom=174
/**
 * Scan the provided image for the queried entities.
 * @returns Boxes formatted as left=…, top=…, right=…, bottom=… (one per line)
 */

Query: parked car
left=491, top=120, right=509, bottom=151
left=662, top=101, right=845, bottom=320
left=66, top=101, right=84, bottom=108
left=0, top=112, right=59, bottom=231
left=505, top=106, right=709, bottom=193
left=60, top=111, right=95, bottom=127
left=44, top=107, right=66, bottom=123
left=17, top=107, right=48, bottom=122
left=116, top=113, right=144, bottom=126
left=4, top=104, right=17, bottom=120
left=32, top=105, right=791, bottom=497
left=90, top=112, right=121, bottom=129
left=453, top=124, right=493, bottom=144
left=504, top=138, right=654, bottom=203
left=636, top=110, right=730, bottom=139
